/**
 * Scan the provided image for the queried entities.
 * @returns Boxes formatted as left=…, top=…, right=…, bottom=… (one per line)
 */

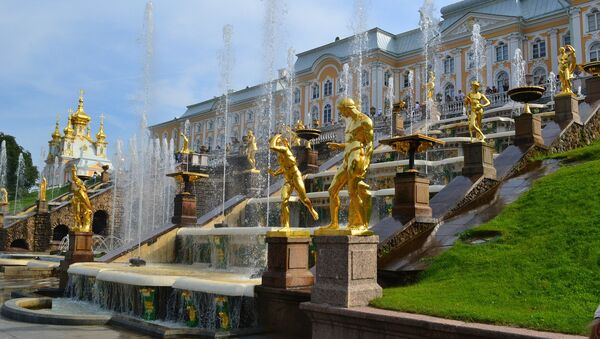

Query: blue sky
left=0, top=0, right=456, bottom=168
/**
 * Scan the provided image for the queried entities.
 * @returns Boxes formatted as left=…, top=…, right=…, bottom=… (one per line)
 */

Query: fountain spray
left=219, top=25, right=233, bottom=219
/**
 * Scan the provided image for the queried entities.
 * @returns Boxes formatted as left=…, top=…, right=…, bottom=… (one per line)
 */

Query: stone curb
left=1, top=297, right=111, bottom=326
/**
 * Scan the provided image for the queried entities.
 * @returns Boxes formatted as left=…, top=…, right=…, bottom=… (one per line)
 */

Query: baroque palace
left=150, top=0, right=599, bottom=151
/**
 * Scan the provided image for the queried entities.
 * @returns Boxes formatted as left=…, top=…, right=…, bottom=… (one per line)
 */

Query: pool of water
left=0, top=274, right=58, bottom=304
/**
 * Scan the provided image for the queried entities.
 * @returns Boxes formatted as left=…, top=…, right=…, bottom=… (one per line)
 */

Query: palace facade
left=150, top=0, right=599, bottom=151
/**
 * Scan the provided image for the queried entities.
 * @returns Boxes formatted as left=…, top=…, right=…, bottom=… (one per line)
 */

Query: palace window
left=323, top=80, right=333, bottom=96
left=562, top=32, right=571, bottom=47
left=588, top=8, right=600, bottom=32
left=246, top=111, right=254, bottom=122
left=233, top=113, right=240, bottom=124
left=443, top=56, right=454, bottom=74
left=384, top=98, right=391, bottom=114
left=496, top=71, right=509, bottom=92
left=532, top=67, right=546, bottom=86
left=208, top=120, right=214, bottom=130
left=444, top=83, right=455, bottom=101
left=532, top=38, right=546, bottom=59
left=311, top=106, right=319, bottom=125
left=384, top=70, right=392, bottom=87
left=293, top=88, right=301, bottom=104
left=311, top=83, right=320, bottom=99
left=495, top=42, right=508, bottom=62
left=361, top=95, right=369, bottom=113
left=195, top=123, right=202, bottom=133
left=361, top=70, right=369, bottom=87
left=403, top=71, right=410, bottom=88
left=590, top=42, right=600, bottom=61
left=207, top=136, right=214, bottom=148
left=323, top=104, right=332, bottom=124
left=467, top=52, right=474, bottom=69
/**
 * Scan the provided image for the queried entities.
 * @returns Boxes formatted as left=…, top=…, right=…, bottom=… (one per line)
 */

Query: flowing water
left=386, top=76, right=394, bottom=137
left=0, top=140, right=6, bottom=189
left=218, top=25, right=233, bottom=217
left=350, top=0, right=369, bottom=104
left=341, top=63, right=350, bottom=99
left=470, top=23, right=486, bottom=83
left=511, top=48, right=526, bottom=88
left=12, top=154, right=24, bottom=214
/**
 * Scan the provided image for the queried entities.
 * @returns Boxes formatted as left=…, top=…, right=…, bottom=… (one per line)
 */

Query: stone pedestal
left=101, top=171, right=110, bottom=183
left=33, top=212, right=51, bottom=251
left=462, top=142, right=496, bottom=179
left=311, top=235, right=381, bottom=308
left=172, top=192, right=197, bottom=226
left=239, top=171, right=262, bottom=197
left=585, top=76, right=600, bottom=103
left=294, top=146, right=319, bottom=174
left=392, top=112, right=405, bottom=137
left=59, top=231, right=94, bottom=290
left=392, top=172, right=432, bottom=224
left=514, top=113, right=544, bottom=147
left=262, top=236, right=313, bottom=289
left=554, top=94, right=580, bottom=125
left=37, top=200, right=48, bottom=214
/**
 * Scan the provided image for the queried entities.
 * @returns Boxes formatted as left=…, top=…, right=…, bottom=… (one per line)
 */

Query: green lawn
left=372, top=145, right=600, bottom=335
left=11, top=185, right=70, bottom=214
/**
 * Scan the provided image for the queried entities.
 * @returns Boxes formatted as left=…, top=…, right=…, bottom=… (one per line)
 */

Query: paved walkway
left=0, top=315, right=151, bottom=339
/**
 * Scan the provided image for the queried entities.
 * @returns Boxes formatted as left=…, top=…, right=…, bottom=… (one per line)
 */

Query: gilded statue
left=71, top=165, right=93, bottom=232
left=39, top=177, right=47, bottom=202
left=0, top=188, right=7, bottom=205
left=464, top=81, right=490, bottom=142
left=268, top=134, right=319, bottom=230
left=558, top=45, right=577, bottom=96
left=179, top=131, right=190, bottom=154
left=319, top=97, right=373, bottom=233
left=427, top=70, right=435, bottom=100
left=245, top=130, right=259, bottom=173
left=294, top=120, right=305, bottom=130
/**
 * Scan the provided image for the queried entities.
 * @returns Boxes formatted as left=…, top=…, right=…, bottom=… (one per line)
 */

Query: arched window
left=195, top=123, right=202, bottom=133
left=360, top=95, right=369, bottom=113
left=208, top=120, right=214, bottom=130
left=562, top=31, right=571, bottom=47
left=293, top=88, right=301, bottom=104
left=590, top=42, right=600, bottom=62
left=532, top=67, right=547, bottom=86
left=233, top=113, right=240, bottom=124
left=496, top=71, right=509, bottom=92
left=246, top=111, right=254, bottom=122
left=444, top=83, right=455, bottom=101
left=323, top=80, right=333, bottom=96
left=361, top=70, right=369, bottom=87
left=403, top=71, right=410, bottom=88
left=323, top=104, right=332, bottom=124
left=311, top=83, right=320, bottom=99
left=532, top=38, right=546, bottom=59
left=443, top=56, right=454, bottom=74
left=194, top=137, right=201, bottom=152
left=384, top=70, right=392, bottom=87
left=496, top=42, right=508, bottom=62
left=588, top=8, right=600, bottom=32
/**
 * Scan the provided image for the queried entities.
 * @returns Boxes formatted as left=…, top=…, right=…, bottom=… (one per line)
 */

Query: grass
left=538, top=138, right=600, bottom=163
left=10, top=185, right=70, bottom=214
left=371, top=144, right=600, bottom=335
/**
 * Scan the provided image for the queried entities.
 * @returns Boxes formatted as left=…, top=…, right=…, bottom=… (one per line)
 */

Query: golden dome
left=63, top=110, right=75, bottom=138
left=71, top=89, right=91, bottom=127
left=96, top=113, right=107, bottom=143
left=51, top=116, right=61, bottom=141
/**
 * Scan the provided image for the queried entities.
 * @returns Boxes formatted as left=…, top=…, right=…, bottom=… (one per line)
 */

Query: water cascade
left=12, top=153, right=24, bottom=214
left=407, top=70, right=415, bottom=134
left=218, top=25, right=233, bottom=217
left=349, top=0, right=369, bottom=104
left=284, top=48, right=297, bottom=127
left=386, top=76, right=394, bottom=137
left=548, top=71, right=557, bottom=101
left=341, top=63, right=351, bottom=99
left=511, top=48, right=526, bottom=88
left=469, top=23, right=486, bottom=83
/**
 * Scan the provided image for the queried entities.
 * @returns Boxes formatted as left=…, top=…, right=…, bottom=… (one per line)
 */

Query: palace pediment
left=442, top=13, right=520, bottom=40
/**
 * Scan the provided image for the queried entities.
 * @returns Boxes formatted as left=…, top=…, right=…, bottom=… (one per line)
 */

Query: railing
left=439, top=91, right=511, bottom=119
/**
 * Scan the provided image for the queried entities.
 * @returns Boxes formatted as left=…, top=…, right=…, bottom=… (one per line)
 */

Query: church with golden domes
left=43, top=90, right=112, bottom=184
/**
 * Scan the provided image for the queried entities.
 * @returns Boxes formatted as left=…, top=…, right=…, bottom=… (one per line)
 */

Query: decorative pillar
left=508, top=33, right=523, bottom=65
left=262, top=233, right=313, bottom=289
left=462, top=142, right=497, bottom=179
left=569, top=7, right=583, bottom=61
left=454, top=48, right=463, bottom=93
left=549, top=28, right=559, bottom=74
left=554, top=94, right=581, bottom=125
left=514, top=114, right=544, bottom=147
left=59, top=231, right=94, bottom=290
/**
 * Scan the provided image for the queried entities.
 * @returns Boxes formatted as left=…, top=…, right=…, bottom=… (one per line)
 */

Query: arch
left=444, top=83, right=455, bottom=101
left=443, top=55, right=454, bottom=74
left=92, top=210, right=109, bottom=236
left=53, top=224, right=69, bottom=241
left=589, top=41, right=600, bottom=62
left=496, top=71, right=509, bottom=92
left=587, top=7, right=600, bottom=32
left=10, top=239, right=28, bottom=250
left=532, top=67, right=547, bottom=86
left=309, top=55, right=342, bottom=76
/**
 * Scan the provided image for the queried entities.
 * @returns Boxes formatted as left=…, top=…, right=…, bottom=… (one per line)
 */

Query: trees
left=0, top=133, right=38, bottom=199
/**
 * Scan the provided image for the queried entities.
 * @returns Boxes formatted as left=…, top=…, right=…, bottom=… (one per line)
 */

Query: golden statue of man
left=71, top=165, right=93, bottom=232
left=246, top=130, right=258, bottom=172
left=179, top=131, right=190, bottom=154
left=427, top=70, right=435, bottom=100
left=39, top=177, right=47, bottom=202
left=464, top=81, right=490, bottom=142
left=558, top=45, right=577, bottom=96
left=320, top=98, right=373, bottom=232
left=0, top=188, right=8, bottom=205
left=268, top=134, right=319, bottom=230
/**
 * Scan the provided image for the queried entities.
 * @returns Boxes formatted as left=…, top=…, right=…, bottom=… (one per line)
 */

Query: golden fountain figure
left=558, top=45, right=577, bottom=96
left=0, top=188, right=8, bottom=205
left=267, top=134, right=319, bottom=235
left=427, top=70, right=435, bottom=100
left=245, top=130, right=259, bottom=173
left=316, top=97, right=374, bottom=235
left=39, top=177, right=47, bottom=202
left=71, top=165, right=92, bottom=232
left=464, top=80, right=490, bottom=142
left=179, top=131, right=190, bottom=154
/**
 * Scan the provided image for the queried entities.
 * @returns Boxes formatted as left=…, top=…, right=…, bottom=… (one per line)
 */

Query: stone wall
left=550, top=103, right=600, bottom=153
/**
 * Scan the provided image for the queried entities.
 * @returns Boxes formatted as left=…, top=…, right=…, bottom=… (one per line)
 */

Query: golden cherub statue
left=246, top=130, right=259, bottom=173
left=464, top=80, right=490, bottom=142
left=179, top=131, right=190, bottom=154
left=318, top=97, right=373, bottom=234
left=558, top=45, right=577, bottom=96
left=71, top=165, right=93, bottom=232
left=294, top=120, right=305, bottom=130
left=0, top=188, right=8, bottom=205
left=427, top=70, right=435, bottom=100
left=39, top=177, right=47, bottom=202
left=268, top=134, right=319, bottom=231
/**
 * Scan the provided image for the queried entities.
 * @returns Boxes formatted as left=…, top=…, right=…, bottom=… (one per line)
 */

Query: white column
left=453, top=48, right=462, bottom=93
left=393, top=69, right=401, bottom=101
left=304, top=82, right=310, bottom=125
left=570, top=7, right=583, bottom=60
left=486, top=41, right=494, bottom=88
left=508, top=32, right=523, bottom=62
left=373, top=62, right=384, bottom=114
left=549, top=28, right=559, bottom=73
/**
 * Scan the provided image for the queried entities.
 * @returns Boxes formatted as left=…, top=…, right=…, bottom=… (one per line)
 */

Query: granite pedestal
left=311, top=235, right=381, bottom=308
left=462, top=142, right=496, bottom=179
left=585, top=76, right=600, bottom=103
left=294, top=146, right=319, bottom=174
left=554, top=94, right=580, bottom=125
left=37, top=200, right=48, bottom=214
left=392, top=172, right=432, bottom=224
left=59, top=231, right=94, bottom=290
left=236, top=171, right=262, bottom=197
left=514, top=113, right=544, bottom=147
left=392, top=111, right=405, bottom=137
left=262, top=236, right=314, bottom=289
left=171, top=192, right=197, bottom=226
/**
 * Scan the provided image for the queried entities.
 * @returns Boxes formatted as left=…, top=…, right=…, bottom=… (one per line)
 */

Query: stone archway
left=92, top=210, right=109, bottom=236
left=9, top=239, right=28, bottom=250
left=52, top=224, right=69, bottom=241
